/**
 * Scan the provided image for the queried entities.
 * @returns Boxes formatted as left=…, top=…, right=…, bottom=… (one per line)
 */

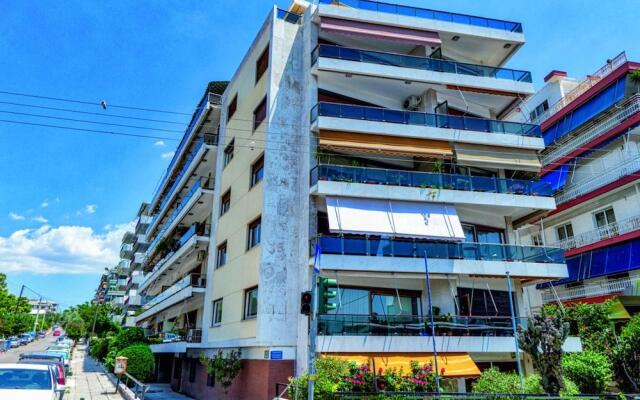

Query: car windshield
left=0, top=368, right=52, bottom=390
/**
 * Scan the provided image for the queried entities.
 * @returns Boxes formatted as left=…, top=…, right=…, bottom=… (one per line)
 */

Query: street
left=0, top=333, right=58, bottom=363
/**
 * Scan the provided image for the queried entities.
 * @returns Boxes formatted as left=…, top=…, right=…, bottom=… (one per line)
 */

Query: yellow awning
left=319, top=130, right=453, bottom=159
left=454, top=143, right=542, bottom=172
left=322, top=353, right=481, bottom=378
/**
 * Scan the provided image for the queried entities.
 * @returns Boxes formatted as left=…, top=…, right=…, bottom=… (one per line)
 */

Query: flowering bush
left=343, top=364, right=375, bottom=392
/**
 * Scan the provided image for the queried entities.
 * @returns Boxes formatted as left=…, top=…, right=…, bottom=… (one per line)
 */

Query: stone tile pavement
left=66, top=343, right=124, bottom=400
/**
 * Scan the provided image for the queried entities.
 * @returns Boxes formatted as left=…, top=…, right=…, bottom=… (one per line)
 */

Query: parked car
left=0, top=363, right=64, bottom=399
left=19, top=334, right=33, bottom=343
left=38, top=331, right=46, bottom=339
left=7, top=336, right=20, bottom=348
left=18, top=353, right=66, bottom=388
left=44, top=350, right=69, bottom=370
left=52, top=328, right=61, bottom=337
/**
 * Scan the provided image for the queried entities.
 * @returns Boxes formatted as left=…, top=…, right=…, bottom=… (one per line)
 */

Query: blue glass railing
left=276, top=8, right=302, bottom=23
left=318, top=314, right=527, bottom=337
left=318, top=0, right=523, bottom=33
left=146, top=134, right=218, bottom=234
left=312, top=45, right=532, bottom=83
left=145, top=178, right=213, bottom=262
left=311, top=102, right=541, bottom=137
left=148, top=92, right=221, bottom=213
left=313, top=235, right=565, bottom=264
left=311, top=165, right=553, bottom=196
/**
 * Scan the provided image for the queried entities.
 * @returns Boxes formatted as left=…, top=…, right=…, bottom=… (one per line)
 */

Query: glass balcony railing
left=142, top=273, right=206, bottom=310
left=148, top=92, right=221, bottom=213
left=145, top=178, right=214, bottom=263
left=312, top=45, right=532, bottom=83
left=318, top=314, right=526, bottom=337
left=314, top=235, right=565, bottom=264
left=311, top=102, right=541, bottom=137
left=147, top=134, right=218, bottom=233
left=311, top=164, right=552, bottom=196
left=318, top=0, right=523, bottom=33
left=276, top=8, right=302, bottom=24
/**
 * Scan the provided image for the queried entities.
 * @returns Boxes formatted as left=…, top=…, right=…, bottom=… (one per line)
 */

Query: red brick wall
left=175, top=358, right=294, bottom=400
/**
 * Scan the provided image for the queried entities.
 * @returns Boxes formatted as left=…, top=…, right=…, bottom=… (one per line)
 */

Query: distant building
left=28, top=299, right=58, bottom=315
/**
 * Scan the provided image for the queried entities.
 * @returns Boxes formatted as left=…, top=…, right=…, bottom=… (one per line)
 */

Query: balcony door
left=457, top=287, right=514, bottom=318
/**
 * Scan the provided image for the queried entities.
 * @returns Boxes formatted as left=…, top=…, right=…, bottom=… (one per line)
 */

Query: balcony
left=541, top=94, right=640, bottom=166
left=139, top=223, right=211, bottom=292
left=317, top=0, right=523, bottom=33
left=147, top=134, right=218, bottom=235
left=148, top=91, right=221, bottom=213
left=550, top=214, right=640, bottom=251
left=145, top=177, right=214, bottom=263
left=541, top=276, right=637, bottom=303
left=556, top=153, right=640, bottom=205
left=276, top=8, right=301, bottom=24
left=120, top=243, right=133, bottom=259
left=532, top=52, right=627, bottom=124
left=136, top=273, right=206, bottom=321
left=312, top=44, right=532, bottom=83
left=311, top=102, right=544, bottom=150
left=315, top=235, right=564, bottom=264
left=122, top=231, right=136, bottom=244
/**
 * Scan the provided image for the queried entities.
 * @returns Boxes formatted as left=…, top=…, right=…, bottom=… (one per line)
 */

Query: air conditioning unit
left=403, top=95, right=422, bottom=111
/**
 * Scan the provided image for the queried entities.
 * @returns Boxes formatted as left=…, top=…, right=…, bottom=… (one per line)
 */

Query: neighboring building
left=95, top=268, right=127, bottom=312
left=128, top=2, right=578, bottom=399
left=28, top=299, right=58, bottom=315
left=510, top=53, right=640, bottom=317
left=93, top=273, right=109, bottom=304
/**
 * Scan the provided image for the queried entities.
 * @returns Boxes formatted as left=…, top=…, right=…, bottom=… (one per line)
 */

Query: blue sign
left=270, top=351, right=283, bottom=360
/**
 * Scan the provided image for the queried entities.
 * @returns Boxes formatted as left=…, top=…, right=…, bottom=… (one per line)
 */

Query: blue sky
left=0, top=0, right=637, bottom=309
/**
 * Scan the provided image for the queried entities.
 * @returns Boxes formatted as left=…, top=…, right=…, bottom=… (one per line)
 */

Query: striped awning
left=319, top=130, right=452, bottom=158
left=321, top=17, right=441, bottom=47
left=454, top=143, right=542, bottom=172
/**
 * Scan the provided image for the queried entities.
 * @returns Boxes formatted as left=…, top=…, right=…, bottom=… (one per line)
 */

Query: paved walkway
left=145, top=384, right=193, bottom=400
left=66, top=343, right=124, bottom=400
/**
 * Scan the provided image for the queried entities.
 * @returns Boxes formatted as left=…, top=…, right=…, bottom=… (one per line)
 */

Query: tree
left=200, top=349, right=243, bottom=397
left=612, top=314, right=640, bottom=392
left=562, top=351, right=612, bottom=394
left=0, top=273, right=36, bottom=337
left=630, top=70, right=640, bottom=93
left=64, top=313, right=87, bottom=341
left=518, top=313, right=569, bottom=395
left=117, top=344, right=155, bottom=382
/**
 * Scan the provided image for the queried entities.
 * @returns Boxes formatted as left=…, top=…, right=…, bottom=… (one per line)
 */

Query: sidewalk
left=144, top=384, right=193, bottom=400
left=66, top=343, right=124, bottom=400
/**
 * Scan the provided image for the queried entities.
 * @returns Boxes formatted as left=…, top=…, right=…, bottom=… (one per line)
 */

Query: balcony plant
left=630, top=70, right=640, bottom=94
left=200, top=349, right=243, bottom=397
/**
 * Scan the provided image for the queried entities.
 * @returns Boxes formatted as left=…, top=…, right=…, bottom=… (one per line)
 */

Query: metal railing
left=318, top=314, right=526, bottom=337
left=318, top=0, right=524, bottom=33
left=186, top=328, right=202, bottom=343
left=556, top=153, right=640, bottom=204
left=311, top=164, right=553, bottom=196
left=541, top=94, right=640, bottom=166
left=311, top=101, right=540, bottom=137
left=148, top=92, right=221, bottom=212
left=312, top=45, right=532, bottom=83
left=144, top=177, right=214, bottom=263
left=276, top=8, right=302, bottom=23
left=541, top=277, right=635, bottom=303
left=550, top=214, right=640, bottom=250
left=147, top=133, right=218, bottom=234
left=142, top=273, right=206, bottom=310
left=314, top=235, right=565, bottom=263
left=532, top=52, right=627, bottom=124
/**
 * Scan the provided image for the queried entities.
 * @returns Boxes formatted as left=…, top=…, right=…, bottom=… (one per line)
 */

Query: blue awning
left=537, top=164, right=570, bottom=194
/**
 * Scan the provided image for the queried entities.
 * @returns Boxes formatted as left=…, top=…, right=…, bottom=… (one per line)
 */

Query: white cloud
left=41, top=200, right=49, bottom=208
left=8, top=212, right=25, bottom=221
left=84, top=204, right=97, bottom=215
left=161, top=151, right=175, bottom=159
left=0, top=222, right=134, bottom=274
left=32, top=216, right=48, bottom=224
left=154, top=140, right=165, bottom=147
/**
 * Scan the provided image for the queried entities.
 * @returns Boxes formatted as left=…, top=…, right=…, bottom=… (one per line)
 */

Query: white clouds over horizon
left=0, top=222, right=133, bottom=275
left=8, top=212, right=25, bottom=221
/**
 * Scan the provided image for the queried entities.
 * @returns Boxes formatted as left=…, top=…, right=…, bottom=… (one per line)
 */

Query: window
left=594, top=207, right=616, bottom=228
left=531, top=232, right=543, bottom=246
left=255, top=44, right=269, bottom=83
left=556, top=223, right=574, bottom=241
left=188, top=358, right=197, bottom=383
left=227, top=94, right=237, bottom=122
left=244, top=287, right=258, bottom=319
left=247, top=217, right=261, bottom=249
left=220, top=189, right=231, bottom=216
left=250, top=155, right=264, bottom=188
left=253, top=97, right=267, bottom=130
left=223, top=139, right=234, bottom=167
left=529, top=99, right=549, bottom=121
left=216, top=242, right=227, bottom=268
left=207, top=373, right=215, bottom=387
left=212, top=298, right=223, bottom=326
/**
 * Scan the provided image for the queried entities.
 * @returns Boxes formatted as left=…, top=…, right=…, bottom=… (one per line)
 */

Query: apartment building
left=119, top=1, right=584, bottom=399
left=511, top=54, right=640, bottom=317
left=28, top=299, right=58, bottom=316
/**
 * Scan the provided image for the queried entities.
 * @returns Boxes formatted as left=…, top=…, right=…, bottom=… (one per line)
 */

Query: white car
left=0, top=363, right=64, bottom=400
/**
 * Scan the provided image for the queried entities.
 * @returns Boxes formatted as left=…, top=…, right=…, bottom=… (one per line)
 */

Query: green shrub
left=524, top=374, right=579, bottom=396
left=472, top=368, right=521, bottom=395
left=108, top=327, right=146, bottom=354
left=562, top=351, right=612, bottom=393
left=289, top=357, right=354, bottom=400
left=117, top=344, right=155, bottom=382
left=612, top=315, right=640, bottom=392
left=89, top=337, right=109, bottom=361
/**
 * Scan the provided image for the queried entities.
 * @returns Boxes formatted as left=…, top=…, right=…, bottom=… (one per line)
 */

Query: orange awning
left=323, top=353, right=480, bottom=378
left=319, top=130, right=453, bottom=159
